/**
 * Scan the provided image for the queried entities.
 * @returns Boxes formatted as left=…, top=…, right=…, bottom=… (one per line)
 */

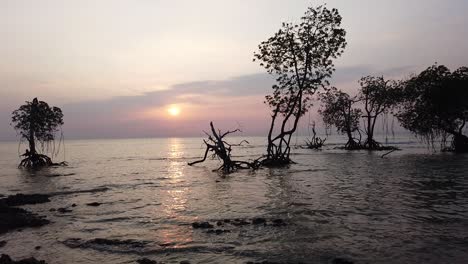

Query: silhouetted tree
left=188, top=122, right=259, bottom=173
left=358, top=76, right=397, bottom=150
left=319, top=87, right=362, bottom=149
left=11, top=98, right=64, bottom=168
left=396, top=64, right=468, bottom=152
left=254, top=5, right=346, bottom=165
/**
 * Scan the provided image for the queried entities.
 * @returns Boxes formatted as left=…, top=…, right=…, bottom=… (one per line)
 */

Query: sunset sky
left=1, top=0, right=467, bottom=140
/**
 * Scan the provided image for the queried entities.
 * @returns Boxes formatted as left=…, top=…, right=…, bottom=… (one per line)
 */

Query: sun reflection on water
left=158, top=138, right=193, bottom=245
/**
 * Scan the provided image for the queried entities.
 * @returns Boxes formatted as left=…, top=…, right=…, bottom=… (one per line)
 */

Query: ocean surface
left=0, top=135, right=468, bottom=264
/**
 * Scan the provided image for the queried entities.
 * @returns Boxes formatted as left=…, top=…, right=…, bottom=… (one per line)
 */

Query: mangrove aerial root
left=19, top=153, right=53, bottom=168
left=344, top=139, right=362, bottom=150
left=18, top=153, right=67, bottom=169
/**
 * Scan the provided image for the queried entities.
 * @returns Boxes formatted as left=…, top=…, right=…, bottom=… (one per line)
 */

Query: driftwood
left=381, top=149, right=397, bottom=158
left=188, top=122, right=259, bottom=173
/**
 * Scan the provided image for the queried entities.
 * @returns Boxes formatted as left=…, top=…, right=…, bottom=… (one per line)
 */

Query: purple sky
left=1, top=0, right=467, bottom=140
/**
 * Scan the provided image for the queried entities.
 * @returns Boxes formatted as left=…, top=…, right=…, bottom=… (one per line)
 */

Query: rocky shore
left=0, top=194, right=51, bottom=234
left=0, top=254, right=48, bottom=264
left=0, top=193, right=355, bottom=264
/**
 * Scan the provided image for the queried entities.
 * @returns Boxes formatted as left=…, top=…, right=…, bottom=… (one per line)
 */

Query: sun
left=167, top=106, right=180, bottom=117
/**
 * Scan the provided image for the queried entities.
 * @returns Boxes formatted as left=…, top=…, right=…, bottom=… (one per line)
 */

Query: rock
left=158, top=242, right=174, bottom=247
left=192, top=222, right=214, bottom=229
left=136, top=258, right=157, bottom=264
left=232, top=219, right=250, bottom=226
left=57, top=207, right=72, bottom=213
left=49, top=208, right=56, bottom=212
left=332, top=258, right=354, bottom=264
left=216, top=221, right=223, bottom=226
left=206, top=229, right=231, bottom=235
left=0, top=204, right=49, bottom=234
left=63, top=238, right=149, bottom=251
left=34, top=246, right=41, bottom=250
left=0, top=241, right=6, bottom=248
left=223, top=219, right=231, bottom=223
left=271, top=219, right=286, bottom=227
left=179, top=261, right=190, bottom=264
left=246, top=261, right=280, bottom=264
left=0, top=194, right=50, bottom=207
left=0, top=254, right=48, bottom=264
left=71, top=204, right=77, bottom=207
left=90, top=238, right=146, bottom=247
left=86, top=202, right=102, bottom=207
left=252, top=218, right=266, bottom=225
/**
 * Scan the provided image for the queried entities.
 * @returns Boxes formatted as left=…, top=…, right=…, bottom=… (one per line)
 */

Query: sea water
left=0, top=135, right=467, bottom=263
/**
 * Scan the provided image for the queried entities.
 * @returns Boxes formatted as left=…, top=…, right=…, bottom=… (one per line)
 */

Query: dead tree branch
left=188, top=122, right=258, bottom=173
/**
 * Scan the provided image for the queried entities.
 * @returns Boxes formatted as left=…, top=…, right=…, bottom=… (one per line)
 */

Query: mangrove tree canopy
left=11, top=98, right=64, bottom=168
left=396, top=64, right=468, bottom=152
left=254, top=4, right=347, bottom=165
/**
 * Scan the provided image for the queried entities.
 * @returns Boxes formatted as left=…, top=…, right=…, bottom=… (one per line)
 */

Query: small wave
left=130, top=205, right=149, bottom=210
left=46, top=172, right=76, bottom=178
left=287, top=168, right=328, bottom=173
left=289, top=202, right=313, bottom=206
left=63, top=238, right=151, bottom=254
left=87, top=216, right=135, bottom=223
left=51, top=187, right=110, bottom=196
left=154, top=245, right=236, bottom=254
left=81, top=228, right=105, bottom=233
left=98, top=182, right=160, bottom=190
left=148, top=158, right=169, bottom=161
left=62, top=237, right=235, bottom=255
left=147, top=156, right=198, bottom=161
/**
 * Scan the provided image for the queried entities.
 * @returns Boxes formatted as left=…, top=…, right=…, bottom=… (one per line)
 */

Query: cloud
left=329, top=64, right=417, bottom=94
left=1, top=65, right=417, bottom=140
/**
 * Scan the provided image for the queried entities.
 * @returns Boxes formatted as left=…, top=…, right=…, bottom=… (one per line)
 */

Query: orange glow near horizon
left=133, top=96, right=268, bottom=122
